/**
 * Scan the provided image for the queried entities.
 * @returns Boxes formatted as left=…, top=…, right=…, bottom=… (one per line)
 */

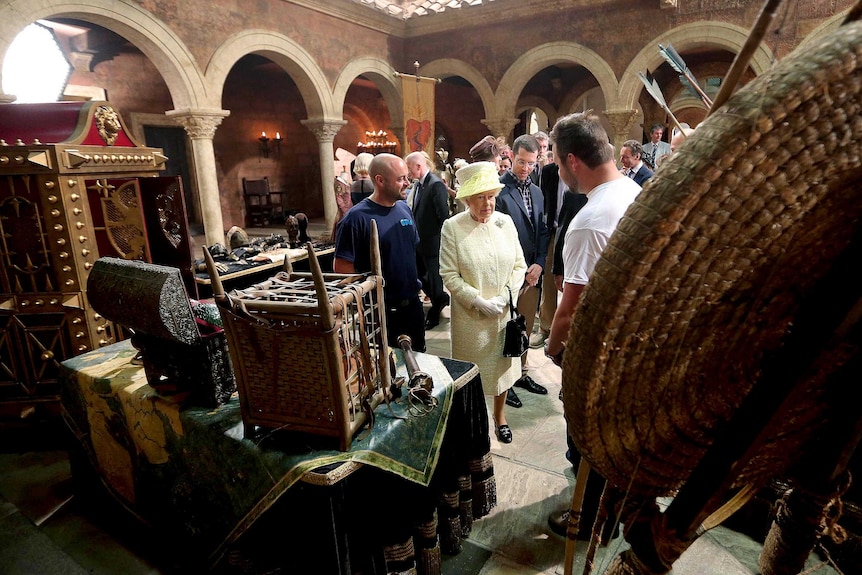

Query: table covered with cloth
left=59, top=339, right=495, bottom=574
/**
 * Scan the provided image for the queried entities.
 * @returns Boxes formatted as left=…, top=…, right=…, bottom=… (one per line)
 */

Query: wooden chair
left=242, top=177, right=276, bottom=227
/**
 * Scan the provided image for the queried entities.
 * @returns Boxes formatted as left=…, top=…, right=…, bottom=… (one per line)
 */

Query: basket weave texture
left=218, top=270, right=387, bottom=451
left=563, top=21, right=862, bottom=496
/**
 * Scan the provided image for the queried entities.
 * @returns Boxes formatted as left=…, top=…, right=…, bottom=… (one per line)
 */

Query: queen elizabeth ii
left=439, top=162, right=527, bottom=444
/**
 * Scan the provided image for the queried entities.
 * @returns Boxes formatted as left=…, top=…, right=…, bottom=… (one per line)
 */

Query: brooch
left=495, top=218, right=504, bottom=228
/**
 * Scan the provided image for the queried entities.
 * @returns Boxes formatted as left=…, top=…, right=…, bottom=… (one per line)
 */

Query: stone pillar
left=481, top=117, right=520, bottom=143
left=389, top=121, right=404, bottom=157
left=166, top=108, right=230, bottom=249
left=301, top=119, right=347, bottom=235
left=603, top=109, right=639, bottom=161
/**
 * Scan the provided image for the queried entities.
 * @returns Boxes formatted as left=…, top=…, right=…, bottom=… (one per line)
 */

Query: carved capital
left=603, top=109, right=639, bottom=136
left=660, top=0, right=678, bottom=8
left=481, top=118, right=519, bottom=140
left=301, top=119, right=347, bottom=143
left=166, top=108, right=230, bottom=139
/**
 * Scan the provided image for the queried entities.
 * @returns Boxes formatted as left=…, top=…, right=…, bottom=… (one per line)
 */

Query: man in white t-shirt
left=544, top=111, right=641, bottom=543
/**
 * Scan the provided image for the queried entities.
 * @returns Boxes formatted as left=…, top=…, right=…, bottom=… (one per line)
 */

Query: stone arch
left=617, top=21, right=775, bottom=110
left=333, top=57, right=402, bottom=129
left=516, top=95, right=557, bottom=130
left=670, top=94, right=709, bottom=114
left=496, top=42, right=618, bottom=120
left=0, top=0, right=205, bottom=108
left=562, top=86, right=607, bottom=116
left=206, top=30, right=332, bottom=119
left=419, top=58, right=496, bottom=120
left=796, top=8, right=854, bottom=50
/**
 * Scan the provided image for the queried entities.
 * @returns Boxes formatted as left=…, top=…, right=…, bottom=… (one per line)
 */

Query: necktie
left=519, top=181, right=533, bottom=219
left=413, top=181, right=422, bottom=208
left=629, top=169, right=637, bottom=180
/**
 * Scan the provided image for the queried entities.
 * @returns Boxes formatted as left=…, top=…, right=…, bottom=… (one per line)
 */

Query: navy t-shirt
left=335, top=198, right=421, bottom=302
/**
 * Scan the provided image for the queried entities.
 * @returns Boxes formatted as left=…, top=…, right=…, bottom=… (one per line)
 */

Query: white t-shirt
left=563, top=176, right=641, bottom=285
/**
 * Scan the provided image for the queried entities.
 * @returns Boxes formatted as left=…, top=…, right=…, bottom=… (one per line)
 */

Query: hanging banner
left=399, top=67, right=437, bottom=159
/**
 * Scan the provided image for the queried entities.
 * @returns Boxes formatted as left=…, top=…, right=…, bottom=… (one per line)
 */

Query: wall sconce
left=258, top=131, right=282, bottom=158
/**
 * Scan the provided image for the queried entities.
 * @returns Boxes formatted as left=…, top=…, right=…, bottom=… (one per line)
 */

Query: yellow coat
left=440, top=211, right=527, bottom=396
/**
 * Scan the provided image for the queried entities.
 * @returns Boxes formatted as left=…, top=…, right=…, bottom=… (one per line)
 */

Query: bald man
left=405, top=150, right=451, bottom=329
left=335, top=153, right=426, bottom=351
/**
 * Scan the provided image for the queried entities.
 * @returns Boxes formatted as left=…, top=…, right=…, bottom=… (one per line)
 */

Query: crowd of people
left=332, top=114, right=685, bottom=540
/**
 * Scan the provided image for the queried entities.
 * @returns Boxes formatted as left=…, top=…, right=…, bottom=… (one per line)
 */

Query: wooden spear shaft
left=708, top=0, right=784, bottom=115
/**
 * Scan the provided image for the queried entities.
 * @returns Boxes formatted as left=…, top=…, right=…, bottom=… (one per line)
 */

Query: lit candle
left=275, top=132, right=281, bottom=140
left=261, top=131, right=266, bottom=138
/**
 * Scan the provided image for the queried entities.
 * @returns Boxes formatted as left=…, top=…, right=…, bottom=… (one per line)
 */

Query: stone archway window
left=2, top=21, right=72, bottom=103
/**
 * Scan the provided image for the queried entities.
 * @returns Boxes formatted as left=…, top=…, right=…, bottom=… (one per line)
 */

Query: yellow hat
left=456, top=161, right=504, bottom=199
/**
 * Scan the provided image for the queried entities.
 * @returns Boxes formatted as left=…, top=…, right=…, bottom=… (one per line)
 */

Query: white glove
left=473, top=295, right=505, bottom=316
left=490, top=295, right=508, bottom=310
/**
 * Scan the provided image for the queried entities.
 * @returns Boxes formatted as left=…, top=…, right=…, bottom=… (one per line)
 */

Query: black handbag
left=503, top=286, right=529, bottom=357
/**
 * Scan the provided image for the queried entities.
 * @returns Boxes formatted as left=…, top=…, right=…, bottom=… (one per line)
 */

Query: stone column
left=481, top=117, right=520, bottom=144
left=301, top=119, right=347, bottom=235
left=166, top=108, right=230, bottom=248
left=389, top=121, right=404, bottom=156
left=603, top=109, right=639, bottom=161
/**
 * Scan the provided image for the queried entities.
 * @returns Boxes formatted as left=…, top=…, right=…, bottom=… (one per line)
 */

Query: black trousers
left=566, top=433, right=618, bottom=539
left=385, top=296, right=426, bottom=352
left=417, top=253, right=446, bottom=313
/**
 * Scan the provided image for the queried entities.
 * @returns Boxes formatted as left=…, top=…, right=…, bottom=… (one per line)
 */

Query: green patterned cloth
left=60, top=339, right=462, bottom=565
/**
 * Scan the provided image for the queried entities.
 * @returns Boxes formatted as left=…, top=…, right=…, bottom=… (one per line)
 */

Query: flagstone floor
left=0, top=221, right=849, bottom=575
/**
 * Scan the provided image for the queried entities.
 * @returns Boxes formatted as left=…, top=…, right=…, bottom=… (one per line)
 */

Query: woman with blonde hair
left=440, top=162, right=526, bottom=443
left=350, top=152, right=375, bottom=206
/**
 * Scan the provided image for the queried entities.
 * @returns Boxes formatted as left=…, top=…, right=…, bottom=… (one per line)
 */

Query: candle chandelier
left=357, top=130, right=396, bottom=155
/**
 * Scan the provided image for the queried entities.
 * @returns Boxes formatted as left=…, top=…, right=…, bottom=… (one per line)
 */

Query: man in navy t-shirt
left=334, top=153, right=426, bottom=352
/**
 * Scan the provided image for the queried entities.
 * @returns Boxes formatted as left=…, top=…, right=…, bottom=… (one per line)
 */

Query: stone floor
left=0, top=221, right=848, bottom=575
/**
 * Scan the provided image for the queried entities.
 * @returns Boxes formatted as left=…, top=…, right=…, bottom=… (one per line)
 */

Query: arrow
left=637, top=71, right=686, bottom=135
left=659, top=43, right=713, bottom=108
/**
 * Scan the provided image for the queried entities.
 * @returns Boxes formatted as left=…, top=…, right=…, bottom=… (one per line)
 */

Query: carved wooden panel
left=0, top=311, right=71, bottom=403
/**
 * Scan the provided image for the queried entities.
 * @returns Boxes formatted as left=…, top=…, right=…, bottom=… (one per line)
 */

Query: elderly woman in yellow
left=440, top=162, right=527, bottom=443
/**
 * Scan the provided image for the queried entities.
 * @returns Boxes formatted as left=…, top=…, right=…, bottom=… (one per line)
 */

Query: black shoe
left=495, top=424, right=513, bottom=443
left=505, top=388, right=522, bottom=408
left=547, top=510, right=595, bottom=542
left=424, top=316, right=440, bottom=330
left=515, top=375, right=548, bottom=395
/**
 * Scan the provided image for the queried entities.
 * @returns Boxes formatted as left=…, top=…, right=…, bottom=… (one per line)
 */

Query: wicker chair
left=203, top=221, right=391, bottom=451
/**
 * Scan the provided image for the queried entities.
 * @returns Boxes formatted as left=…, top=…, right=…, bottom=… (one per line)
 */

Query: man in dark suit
left=529, top=130, right=549, bottom=188
left=532, top=160, right=572, bottom=349
left=495, top=134, right=550, bottom=402
left=620, top=140, right=654, bottom=186
left=405, top=151, right=451, bottom=329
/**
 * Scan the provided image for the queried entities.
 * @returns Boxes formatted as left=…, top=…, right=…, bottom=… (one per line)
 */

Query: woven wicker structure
left=204, top=226, right=390, bottom=451
left=562, top=13, right=862, bottom=540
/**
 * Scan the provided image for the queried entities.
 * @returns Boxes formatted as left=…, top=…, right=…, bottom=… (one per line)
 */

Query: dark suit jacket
left=496, top=171, right=550, bottom=270
left=540, top=163, right=561, bottom=232
left=412, top=170, right=450, bottom=257
left=552, top=191, right=589, bottom=276
left=632, top=163, right=654, bottom=186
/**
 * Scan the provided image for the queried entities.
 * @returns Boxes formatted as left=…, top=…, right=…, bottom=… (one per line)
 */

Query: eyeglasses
left=514, top=158, right=537, bottom=169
